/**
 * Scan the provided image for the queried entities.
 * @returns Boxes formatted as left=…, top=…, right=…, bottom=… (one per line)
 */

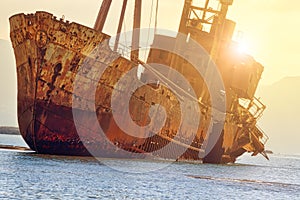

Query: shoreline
left=0, top=144, right=31, bottom=151
left=0, top=127, right=20, bottom=135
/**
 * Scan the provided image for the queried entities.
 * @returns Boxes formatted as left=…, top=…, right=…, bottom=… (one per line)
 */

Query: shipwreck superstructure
left=9, top=0, right=268, bottom=163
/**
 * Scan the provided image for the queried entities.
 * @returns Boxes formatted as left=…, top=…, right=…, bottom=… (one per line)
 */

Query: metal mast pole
left=114, top=0, right=128, bottom=51
left=178, top=0, right=193, bottom=34
left=94, top=0, right=113, bottom=32
left=210, top=0, right=233, bottom=61
left=131, top=0, right=142, bottom=61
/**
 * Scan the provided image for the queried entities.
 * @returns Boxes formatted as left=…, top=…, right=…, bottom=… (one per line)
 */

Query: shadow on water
left=23, top=152, right=104, bottom=164
left=187, top=175, right=300, bottom=188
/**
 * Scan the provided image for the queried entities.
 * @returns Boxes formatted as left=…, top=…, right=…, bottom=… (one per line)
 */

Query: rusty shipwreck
left=9, top=0, right=269, bottom=163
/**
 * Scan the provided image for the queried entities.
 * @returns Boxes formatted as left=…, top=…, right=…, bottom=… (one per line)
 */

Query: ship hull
left=20, top=99, right=210, bottom=161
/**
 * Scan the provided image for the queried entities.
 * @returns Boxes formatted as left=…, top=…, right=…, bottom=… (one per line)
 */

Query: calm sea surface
left=0, top=134, right=299, bottom=200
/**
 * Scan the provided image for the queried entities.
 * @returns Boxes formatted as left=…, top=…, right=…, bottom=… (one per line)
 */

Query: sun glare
left=236, top=41, right=250, bottom=54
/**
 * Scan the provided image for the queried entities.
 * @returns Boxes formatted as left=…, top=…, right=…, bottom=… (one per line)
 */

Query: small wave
left=187, top=175, right=300, bottom=188
left=273, top=154, right=300, bottom=160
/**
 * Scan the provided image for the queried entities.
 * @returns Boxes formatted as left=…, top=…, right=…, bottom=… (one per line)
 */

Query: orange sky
left=229, top=0, right=300, bottom=85
left=1, top=0, right=300, bottom=84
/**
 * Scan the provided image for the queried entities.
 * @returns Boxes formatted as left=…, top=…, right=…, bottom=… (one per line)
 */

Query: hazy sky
left=1, top=0, right=300, bottom=84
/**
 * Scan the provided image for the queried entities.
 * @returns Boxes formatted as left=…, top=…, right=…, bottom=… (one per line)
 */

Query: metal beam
left=131, top=0, right=142, bottom=61
left=210, top=2, right=230, bottom=61
left=178, top=0, right=193, bottom=34
left=202, top=0, right=210, bottom=20
left=114, top=0, right=128, bottom=51
left=94, top=0, right=112, bottom=32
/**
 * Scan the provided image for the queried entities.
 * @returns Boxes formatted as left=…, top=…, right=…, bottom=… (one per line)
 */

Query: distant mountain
left=257, top=77, right=300, bottom=154
left=0, top=126, right=19, bottom=135
left=0, top=39, right=17, bottom=126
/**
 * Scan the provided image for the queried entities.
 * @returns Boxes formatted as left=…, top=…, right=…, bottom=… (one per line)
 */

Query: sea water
left=0, top=134, right=299, bottom=199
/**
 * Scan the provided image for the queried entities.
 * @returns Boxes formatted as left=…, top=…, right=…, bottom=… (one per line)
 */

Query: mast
left=210, top=0, right=233, bottom=61
left=114, top=0, right=128, bottom=51
left=178, top=0, right=233, bottom=60
left=94, top=0, right=112, bottom=32
left=179, top=0, right=193, bottom=34
left=131, top=0, right=142, bottom=61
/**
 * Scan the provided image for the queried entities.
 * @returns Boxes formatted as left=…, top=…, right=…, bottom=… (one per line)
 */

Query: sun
left=229, top=37, right=253, bottom=57
left=236, top=40, right=250, bottom=54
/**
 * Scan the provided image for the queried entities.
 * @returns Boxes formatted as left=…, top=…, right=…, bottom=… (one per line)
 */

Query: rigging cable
left=144, top=0, right=155, bottom=59
left=155, top=0, right=159, bottom=34
left=123, top=10, right=128, bottom=54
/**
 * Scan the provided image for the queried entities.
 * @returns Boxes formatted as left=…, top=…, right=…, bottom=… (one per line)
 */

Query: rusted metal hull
left=21, top=99, right=202, bottom=160
left=10, top=11, right=267, bottom=164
